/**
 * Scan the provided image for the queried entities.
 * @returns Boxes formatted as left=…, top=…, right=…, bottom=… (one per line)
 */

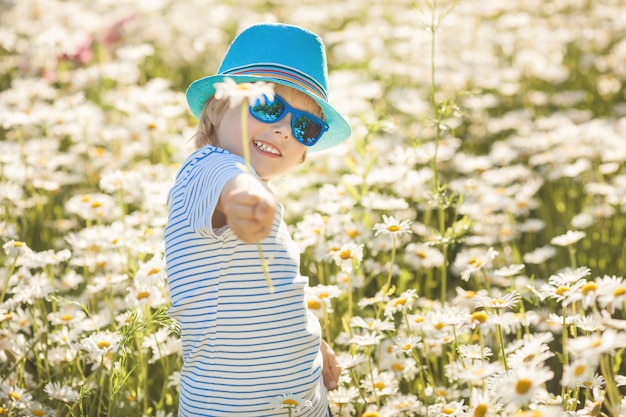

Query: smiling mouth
left=253, top=140, right=281, bottom=156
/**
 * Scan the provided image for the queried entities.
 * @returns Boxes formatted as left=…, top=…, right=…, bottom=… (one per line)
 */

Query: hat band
left=222, top=64, right=328, bottom=101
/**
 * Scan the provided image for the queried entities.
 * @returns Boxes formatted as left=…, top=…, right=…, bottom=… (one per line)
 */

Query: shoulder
left=176, top=146, right=248, bottom=179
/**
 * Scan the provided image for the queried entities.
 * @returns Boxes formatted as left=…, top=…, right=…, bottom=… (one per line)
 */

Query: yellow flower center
left=387, top=225, right=401, bottom=232
left=61, top=314, right=73, bottom=321
left=137, top=291, right=150, bottom=300
left=8, top=391, right=20, bottom=401
left=613, top=286, right=626, bottom=297
left=391, top=363, right=404, bottom=371
left=393, top=298, right=407, bottom=307
left=434, top=322, right=446, bottom=330
left=361, top=412, right=381, bottom=417
left=91, top=201, right=103, bottom=208
left=307, top=300, right=322, bottom=310
left=12, top=241, right=24, bottom=247
left=471, top=311, right=488, bottom=323
left=97, top=340, right=111, bottom=349
left=318, top=292, right=329, bottom=299
left=147, top=267, right=161, bottom=275
left=468, top=257, right=482, bottom=267
left=575, top=365, right=586, bottom=377
left=474, top=404, right=488, bottom=417
left=581, top=282, right=597, bottom=295
left=282, top=399, right=299, bottom=406
left=515, top=378, right=532, bottom=394
left=556, top=287, right=569, bottom=296
left=339, top=250, right=352, bottom=260
left=347, top=229, right=360, bottom=238
left=416, top=250, right=428, bottom=259
left=443, top=406, right=455, bottom=414
left=32, top=410, right=45, bottom=417
left=374, top=382, right=386, bottom=390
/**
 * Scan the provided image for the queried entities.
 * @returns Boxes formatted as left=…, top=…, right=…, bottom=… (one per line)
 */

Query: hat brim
left=186, top=74, right=351, bottom=153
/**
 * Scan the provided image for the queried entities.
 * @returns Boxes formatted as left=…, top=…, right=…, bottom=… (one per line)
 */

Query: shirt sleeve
left=175, top=147, right=248, bottom=238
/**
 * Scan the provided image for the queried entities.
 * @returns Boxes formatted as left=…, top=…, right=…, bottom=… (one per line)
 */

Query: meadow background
left=1, top=0, right=626, bottom=416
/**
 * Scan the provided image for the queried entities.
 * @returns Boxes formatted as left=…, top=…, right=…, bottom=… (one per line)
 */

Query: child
left=164, top=23, right=351, bottom=416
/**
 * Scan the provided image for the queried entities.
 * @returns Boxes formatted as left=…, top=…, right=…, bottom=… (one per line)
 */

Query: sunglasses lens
left=293, top=114, right=323, bottom=146
left=250, top=95, right=327, bottom=147
left=250, top=98, right=285, bottom=123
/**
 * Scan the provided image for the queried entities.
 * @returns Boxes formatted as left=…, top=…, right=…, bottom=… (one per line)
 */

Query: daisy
left=522, top=245, right=556, bottom=264
left=47, top=304, right=87, bottom=326
left=134, top=255, right=167, bottom=286
left=426, top=400, right=466, bottom=416
left=3, top=240, right=32, bottom=259
left=330, top=242, right=364, bottom=273
left=452, top=247, right=498, bottom=281
left=80, top=330, right=121, bottom=361
left=451, top=360, right=502, bottom=386
left=384, top=289, right=418, bottom=318
left=550, top=230, right=586, bottom=246
left=493, top=264, right=525, bottom=277
left=372, top=215, right=413, bottom=237
left=561, top=358, right=600, bottom=389
left=496, top=364, right=554, bottom=407
left=379, top=394, right=423, bottom=416
left=44, top=381, right=80, bottom=403
left=391, top=335, right=423, bottom=355
left=568, top=329, right=626, bottom=358
left=595, top=274, right=626, bottom=313
left=327, top=385, right=360, bottom=406
left=293, top=213, right=327, bottom=251
left=350, top=316, right=396, bottom=333
left=214, top=79, right=275, bottom=109
left=306, top=284, right=342, bottom=319
left=360, top=369, right=399, bottom=397
left=468, top=388, right=502, bottom=417
left=350, top=332, right=384, bottom=348
left=473, top=291, right=521, bottom=310
left=507, top=338, right=554, bottom=369
left=404, top=242, right=444, bottom=269
left=1, top=384, right=32, bottom=405
left=458, top=344, right=493, bottom=362
left=268, top=393, right=312, bottom=415
left=336, top=352, right=367, bottom=370
left=23, top=401, right=56, bottom=417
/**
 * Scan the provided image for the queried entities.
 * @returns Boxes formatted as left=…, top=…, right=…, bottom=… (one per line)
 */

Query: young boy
left=164, top=23, right=351, bottom=416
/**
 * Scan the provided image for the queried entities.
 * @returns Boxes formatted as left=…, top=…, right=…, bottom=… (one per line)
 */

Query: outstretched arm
left=216, top=173, right=276, bottom=243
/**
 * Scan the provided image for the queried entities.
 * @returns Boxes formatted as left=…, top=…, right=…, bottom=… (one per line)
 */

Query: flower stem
left=240, top=101, right=274, bottom=293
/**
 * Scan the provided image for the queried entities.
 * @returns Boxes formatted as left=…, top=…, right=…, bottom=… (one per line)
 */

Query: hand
left=219, top=174, right=276, bottom=243
left=320, top=340, right=341, bottom=391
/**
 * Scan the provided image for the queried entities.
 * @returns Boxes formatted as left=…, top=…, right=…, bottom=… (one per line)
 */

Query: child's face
left=215, top=87, right=318, bottom=181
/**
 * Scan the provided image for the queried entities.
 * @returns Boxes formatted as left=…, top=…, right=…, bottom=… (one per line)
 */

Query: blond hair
left=192, top=84, right=324, bottom=151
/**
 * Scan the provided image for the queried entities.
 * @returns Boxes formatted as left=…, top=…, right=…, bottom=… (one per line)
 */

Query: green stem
left=382, top=237, right=397, bottom=295
left=367, top=346, right=380, bottom=408
left=495, top=321, right=508, bottom=373
left=0, top=256, right=18, bottom=305
left=239, top=99, right=274, bottom=293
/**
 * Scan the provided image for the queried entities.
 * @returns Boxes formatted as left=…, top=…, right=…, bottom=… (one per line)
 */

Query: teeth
left=254, top=141, right=280, bottom=155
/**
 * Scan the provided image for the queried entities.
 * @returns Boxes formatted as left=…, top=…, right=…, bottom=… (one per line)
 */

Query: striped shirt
left=165, top=146, right=327, bottom=417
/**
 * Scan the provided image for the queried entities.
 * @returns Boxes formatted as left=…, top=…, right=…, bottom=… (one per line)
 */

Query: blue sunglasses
left=249, top=95, right=329, bottom=147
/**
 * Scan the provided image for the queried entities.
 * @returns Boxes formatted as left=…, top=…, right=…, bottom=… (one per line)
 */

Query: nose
left=273, top=113, right=292, bottom=139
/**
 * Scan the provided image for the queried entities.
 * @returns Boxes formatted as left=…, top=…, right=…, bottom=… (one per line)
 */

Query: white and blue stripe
left=165, top=146, right=327, bottom=416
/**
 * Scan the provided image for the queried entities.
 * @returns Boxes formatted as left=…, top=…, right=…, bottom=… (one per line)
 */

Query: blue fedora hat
left=186, top=23, right=351, bottom=152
